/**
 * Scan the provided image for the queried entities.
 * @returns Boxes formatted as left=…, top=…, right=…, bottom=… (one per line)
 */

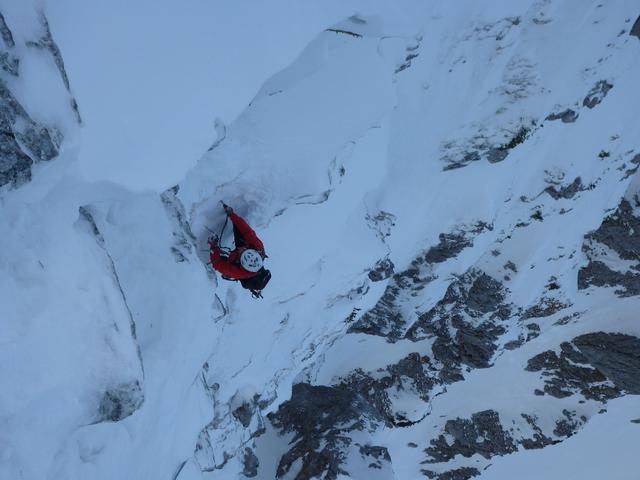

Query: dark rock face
left=0, top=12, right=15, bottom=48
left=573, top=332, right=640, bottom=394
left=425, top=223, right=491, bottom=266
left=553, top=409, right=583, bottom=438
left=504, top=260, right=517, bottom=272
left=424, top=410, right=517, bottom=463
left=579, top=199, right=640, bottom=296
left=233, top=401, right=256, bottom=428
left=623, top=153, right=640, bottom=179
left=269, top=353, right=437, bottom=477
left=486, top=147, right=509, bottom=164
left=422, top=406, right=586, bottom=477
left=0, top=12, right=18, bottom=77
left=358, top=445, right=391, bottom=469
left=242, top=448, right=259, bottom=478
left=340, top=353, right=438, bottom=426
left=161, top=186, right=198, bottom=263
left=424, top=232, right=475, bottom=264
left=492, top=126, right=530, bottom=160
left=585, top=199, right=640, bottom=261
left=545, top=108, right=578, bottom=123
left=0, top=12, right=82, bottom=188
left=347, top=281, right=410, bottom=339
left=1, top=81, right=59, bottom=187
left=350, top=224, right=492, bottom=341
left=0, top=130, right=32, bottom=186
left=522, top=298, right=570, bottom=319
left=25, top=13, right=82, bottom=123
left=630, top=16, right=640, bottom=39
left=0, top=50, right=18, bottom=76
left=407, top=270, right=510, bottom=380
left=442, top=122, right=535, bottom=170
left=455, top=320, right=506, bottom=369
left=268, top=383, right=388, bottom=479
left=582, top=80, right=613, bottom=109
left=578, top=261, right=640, bottom=297
left=519, top=413, right=556, bottom=450
left=97, top=381, right=144, bottom=422
left=423, top=467, right=480, bottom=480
left=368, top=258, right=395, bottom=282
left=465, top=273, right=506, bottom=314
left=526, top=337, right=624, bottom=401
left=544, top=177, right=584, bottom=199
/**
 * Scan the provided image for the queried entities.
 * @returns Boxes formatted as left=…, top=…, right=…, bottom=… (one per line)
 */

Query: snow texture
left=2, top=1, right=640, bottom=479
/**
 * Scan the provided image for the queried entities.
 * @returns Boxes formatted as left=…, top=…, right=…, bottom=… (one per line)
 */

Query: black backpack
left=240, top=268, right=271, bottom=297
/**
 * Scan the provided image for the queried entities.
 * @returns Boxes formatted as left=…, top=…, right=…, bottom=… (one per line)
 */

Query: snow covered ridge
left=2, top=1, right=640, bottom=480
left=176, top=3, right=640, bottom=478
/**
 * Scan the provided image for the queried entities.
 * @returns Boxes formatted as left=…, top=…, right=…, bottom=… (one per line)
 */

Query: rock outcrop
left=0, top=10, right=79, bottom=189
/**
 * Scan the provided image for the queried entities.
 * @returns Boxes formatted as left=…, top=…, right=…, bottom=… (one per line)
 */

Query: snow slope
left=2, top=1, right=640, bottom=480
left=482, top=396, right=640, bottom=480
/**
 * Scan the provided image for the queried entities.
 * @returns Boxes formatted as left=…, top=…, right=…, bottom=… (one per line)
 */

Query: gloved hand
left=221, top=202, right=233, bottom=215
left=208, top=235, right=219, bottom=248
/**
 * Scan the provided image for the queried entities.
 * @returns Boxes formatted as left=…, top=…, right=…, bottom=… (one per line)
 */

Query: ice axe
left=203, top=202, right=231, bottom=253
left=220, top=200, right=232, bottom=215
left=208, top=201, right=230, bottom=249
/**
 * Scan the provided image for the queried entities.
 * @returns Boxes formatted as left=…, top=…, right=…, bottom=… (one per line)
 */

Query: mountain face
left=2, top=1, right=640, bottom=479
left=0, top=8, right=79, bottom=188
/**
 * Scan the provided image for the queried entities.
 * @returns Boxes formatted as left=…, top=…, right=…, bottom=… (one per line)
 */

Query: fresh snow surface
left=481, top=396, right=640, bottom=480
left=1, top=1, right=640, bottom=479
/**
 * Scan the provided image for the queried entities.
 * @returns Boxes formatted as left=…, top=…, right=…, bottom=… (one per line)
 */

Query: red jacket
left=210, top=212, right=266, bottom=280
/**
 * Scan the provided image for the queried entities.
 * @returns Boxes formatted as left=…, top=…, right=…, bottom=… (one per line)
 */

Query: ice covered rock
left=0, top=80, right=58, bottom=187
left=423, top=409, right=517, bottom=474
left=582, top=80, right=614, bottom=109
left=407, top=269, right=511, bottom=375
left=242, top=448, right=259, bottom=478
left=545, top=108, right=579, bottom=123
left=631, top=15, right=640, bottom=39
left=579, top=198, right=640, bottom=297
left=526, top=337, right=623, bottom=401
left=350, top=223, right=493, bottom=341
left=0, top=9, right=79, bottom=189
left=338, top=352, right=438, bottom=427
left=544, top=177, right=586, bottom=200
left=368, top=258, right=395, bottom=282
left=268, top=383, right=389, bottom=479
left=573, top=332, right=640, bottom=394
left=97, top=381, right=144, bottom=423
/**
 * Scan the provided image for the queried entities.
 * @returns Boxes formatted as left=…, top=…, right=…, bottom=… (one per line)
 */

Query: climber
left=208, top=203, right=271, bottom=297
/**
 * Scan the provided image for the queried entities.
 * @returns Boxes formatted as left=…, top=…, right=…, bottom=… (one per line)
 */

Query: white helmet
left=240, top=249, right=263, bottom=272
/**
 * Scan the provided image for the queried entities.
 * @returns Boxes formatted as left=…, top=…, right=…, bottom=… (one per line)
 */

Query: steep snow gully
left=2, top=1, right=640, bottom=479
